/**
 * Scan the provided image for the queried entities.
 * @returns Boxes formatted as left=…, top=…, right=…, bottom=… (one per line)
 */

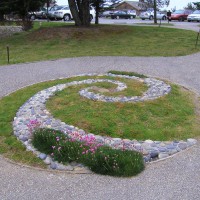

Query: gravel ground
left=0, top=24, right=200, bottom=200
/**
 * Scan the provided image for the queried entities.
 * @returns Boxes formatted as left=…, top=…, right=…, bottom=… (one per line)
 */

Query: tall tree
left=192, top=2, right=200, bottom=10
left=90, top=0, right=104, bottom=24
left=184, top=3, right=195, bottom=11
left=0, top=0, right=11, bottom=21
left=68, top=0, right=90, bottom=26
left=141, top=0, right=170, bottom=23
left=11, top=0, right=46, bottom=20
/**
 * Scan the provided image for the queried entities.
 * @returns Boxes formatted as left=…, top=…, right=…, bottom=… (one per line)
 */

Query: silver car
left=47, top=6, right=65, bottom=20
left=140, top=11, right=167, bottom=20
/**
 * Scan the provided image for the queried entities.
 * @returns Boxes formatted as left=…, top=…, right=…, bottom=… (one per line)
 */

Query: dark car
left=111, top=10, right=136, bottom=19
left=99, top=10, right=113, bottom=18
left=29, top=7, right=48, bottom=20
left=170, top=10, right=192, bottom=21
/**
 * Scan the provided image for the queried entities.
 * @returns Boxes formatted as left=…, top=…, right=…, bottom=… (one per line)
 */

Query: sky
left=56, top=0, right=197, bottom=10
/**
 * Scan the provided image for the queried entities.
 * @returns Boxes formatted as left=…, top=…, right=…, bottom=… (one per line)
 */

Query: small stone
left=158, top=152, right=169, bottom=159
left=26, top=145, right=33, bottom=151
left=70, top=161, right=78, bottom=166
left=150, top=150, right=159, bottom=158
left=50, top=162, right=57, bottom=170
left=44, top=157, right=51, bottom=165
left=14, top=131, right=20, bottom=137
left=178, top=142, right=187, bottom=150
left=158, top=147, right=168, bottom=152
left=65, top=165, right=74, bottom=171
left=143, top=155, right=151, bottom=162
left=19, top=135, right=28, bottom=142
left=39, top=153, right=47, bottom=160
left=95, top=135, right=104, bottom=143
left=168, top=149, right=178, bottom=155
left=77, top=163, right=85, bottom=168
left=142, top=149, right=149, bottom=155
left=187, top=138, right=197, bottom=146
left=159, top=142, right=166, bottom=147
left=166, top=144, right=175, bottom=150
left=144, top=140, right=154, bottom=144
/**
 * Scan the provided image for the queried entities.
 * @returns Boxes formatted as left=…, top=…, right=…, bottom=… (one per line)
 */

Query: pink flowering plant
left=32, top=128, right=145, bottom=177
left=27, top=119, right=41, bottom=138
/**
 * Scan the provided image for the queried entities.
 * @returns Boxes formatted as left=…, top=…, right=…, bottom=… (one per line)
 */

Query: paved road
left=0, top=23, right=200, bottom=200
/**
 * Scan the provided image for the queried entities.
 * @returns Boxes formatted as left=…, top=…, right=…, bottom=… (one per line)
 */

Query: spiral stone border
left=12, top=73, right=197, bottom=171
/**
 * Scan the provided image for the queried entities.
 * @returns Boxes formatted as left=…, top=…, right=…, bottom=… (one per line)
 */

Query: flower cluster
left=27, top=119, right=41, bottom=136
left=68, top=131, right=103, bottom=155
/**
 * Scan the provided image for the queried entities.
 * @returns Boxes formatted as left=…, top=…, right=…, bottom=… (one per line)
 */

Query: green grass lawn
left=0, top=22, right=199, bottom=65
left=46, top=75, right=200, bottom=141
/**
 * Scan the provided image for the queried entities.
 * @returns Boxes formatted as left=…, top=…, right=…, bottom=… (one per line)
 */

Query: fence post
left=195, top=29, right=200, bottom=49
left=7, top=45, right=9, bottom=64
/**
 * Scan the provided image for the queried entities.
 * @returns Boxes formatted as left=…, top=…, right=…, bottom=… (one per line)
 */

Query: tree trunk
left=0, top=13, right=4, bottom=21
left=68, top=0, right=82, bottom=26
left=82, top=0, right=90, bottom=26
left=95, top=2, right=99, bottom=24
left=153, top=0, right=157, bottom=24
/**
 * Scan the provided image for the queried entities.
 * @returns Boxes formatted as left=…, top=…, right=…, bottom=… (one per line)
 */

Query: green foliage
left=82, top=146, right=145, bottom=177
left=32, top=128, right=145, bottom=177
left=108, top=70, right=147, bottom=78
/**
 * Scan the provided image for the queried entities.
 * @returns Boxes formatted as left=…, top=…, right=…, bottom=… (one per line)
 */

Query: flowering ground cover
left=32, top=128, right=145, bottom=177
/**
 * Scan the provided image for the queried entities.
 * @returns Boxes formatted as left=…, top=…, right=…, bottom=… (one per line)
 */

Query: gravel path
left=0, top=24, right=200, bottom=200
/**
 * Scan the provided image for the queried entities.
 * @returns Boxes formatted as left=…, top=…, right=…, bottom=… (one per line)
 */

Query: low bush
left=32, top=128, right=145, bottom=177
left=108, top=70, right=147, bottom=78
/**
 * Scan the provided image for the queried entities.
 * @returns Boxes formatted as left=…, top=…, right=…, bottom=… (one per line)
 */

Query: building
left=113, top=1, right=146, bottom=15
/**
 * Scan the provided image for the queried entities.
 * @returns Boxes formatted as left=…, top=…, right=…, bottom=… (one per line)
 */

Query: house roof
left=115, top=1, right=144, bottom=11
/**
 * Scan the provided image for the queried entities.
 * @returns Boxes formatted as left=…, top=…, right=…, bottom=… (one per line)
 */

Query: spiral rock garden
left=12, top=73, right=197, bottom=171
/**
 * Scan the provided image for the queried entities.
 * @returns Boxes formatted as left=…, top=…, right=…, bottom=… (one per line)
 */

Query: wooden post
left=159, top=19, right=161, bottom=27
left=7, top=45, right=9, bottom=64
left=195, top=29, right=200, bottom=49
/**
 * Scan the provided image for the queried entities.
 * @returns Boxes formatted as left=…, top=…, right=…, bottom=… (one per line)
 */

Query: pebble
left=12, top=73, right=197, bottom=171
left=39, top=153, right=47, bottom=160
left=158, top=152, right=169, bottom=159
left=44, top=157, right=51, bottom=165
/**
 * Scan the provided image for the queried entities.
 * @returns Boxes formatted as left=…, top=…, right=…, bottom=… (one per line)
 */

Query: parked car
left=29, top=7, right=48, bottom=20
left=170, top=10, right=192, bottom=21
left=47, top=5, right=65, bottom=20
left=53, top=6, right=95, bottom=21
left=99, top=10, right=113, bottom=18
left=187, top=10, right=200, bottom=22
left=139, top=11, right=167, bottom=20
left=110, top=10, right=136, bottom=19
left=53, top=6, right=72, bottom=21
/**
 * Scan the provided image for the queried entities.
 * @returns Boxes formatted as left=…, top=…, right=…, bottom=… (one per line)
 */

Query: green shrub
left=108, top=70, right=147, bottom=78
left=81, top=146, right=145, bottom=177
left=32, top=128, right=145, bottom=177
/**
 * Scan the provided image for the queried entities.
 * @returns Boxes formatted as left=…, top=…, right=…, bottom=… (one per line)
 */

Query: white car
left=187, top=10, right=200, bottom=22
left=139, top=11, right=167, bottom=20
left=54, top=6, right=95, bottom=21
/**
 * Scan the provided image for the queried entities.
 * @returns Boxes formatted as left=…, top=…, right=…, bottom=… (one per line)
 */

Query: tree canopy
left=0, top=0, right=47, bottom=20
